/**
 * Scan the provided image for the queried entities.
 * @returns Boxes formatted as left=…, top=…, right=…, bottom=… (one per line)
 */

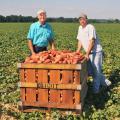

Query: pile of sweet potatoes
left=24, top=50, right=85, bottom=64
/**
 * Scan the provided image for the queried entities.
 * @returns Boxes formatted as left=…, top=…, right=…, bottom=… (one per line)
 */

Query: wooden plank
left=75, top=71, right=87, bottom=109
left=49, top=70, right=60, bottom=104
left=38, top=70, right=48, bottom=105
left=21, top=106, right=82, bottom=114
left=80, top=60, right=88, bottom=83
left=17, top=63, right=82, bottom=70
left=19, top=82, right=81, bottom=90
left=74, top=91, right=80, bottom=105
left=19, top=82, right=37, bottom=88
left=75, top=68, right=87, bottom=113
left=20, top=107, right=49, bottom=113
left=74, top=70, right=80, bottom=105
left=62, top=70, right=73, bottom=108
left=81, top=81, right=88, bottom=102
left=80, top=69, right=88, bottom=84
left=74, top=70, right=80, bottom=84
left=75, top=101, right=84, bottom=114
left=20, top=69, right=25, bottom=102
left=22, top=101, right=81, bottom=110
left=25, top=69, right=36, bottom=104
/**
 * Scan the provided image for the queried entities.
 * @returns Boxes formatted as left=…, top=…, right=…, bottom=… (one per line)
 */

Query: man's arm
left=28, top=40, right=35, bottom=55
left=76, top=40, right=82, bottom=52
left=85, top=38, right=95, bottom=60
left=49, top=39, right=55, bottom=50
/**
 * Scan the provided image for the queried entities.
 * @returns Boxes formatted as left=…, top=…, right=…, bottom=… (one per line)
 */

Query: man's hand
left=31, top=52, right=37, bottom=58
left=85, top=53, right=89, bottom=61
left=85, top=38, right=95, bottom=61
left=28, top=40, right=35, bottom=55
left=76, top=40, right=82, bottom=53
left=49, top=40, right=55, bottom=50
left=51, top=45, right=55, bottom=50
left=76, top=49, right=80, bottom=53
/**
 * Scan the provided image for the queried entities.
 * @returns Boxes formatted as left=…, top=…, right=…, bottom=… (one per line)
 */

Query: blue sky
left=0, top=0, right=120, bottom=19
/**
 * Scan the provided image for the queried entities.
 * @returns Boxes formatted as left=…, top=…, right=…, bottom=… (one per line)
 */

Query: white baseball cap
left=37, top=9, right=46, bottom=15
left=79, top=13, right=87, bottom=19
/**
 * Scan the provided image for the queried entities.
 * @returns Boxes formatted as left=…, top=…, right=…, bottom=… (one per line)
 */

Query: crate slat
left=62, top=70, right=73, bottom=105
left=22, top=101, right=82, bottom=110
left=19, top=82, right=81, bottom=90
left=38, top=70, right=48, bottom=104
left=74, top=71, right=81, bottom=104
left=20, top=69, right=25, bottom=102
left=17, top=63, right=82, bottom=70
left=49, top=70, right=61, bottom=104
left=25, top=69, right=36, bottom=103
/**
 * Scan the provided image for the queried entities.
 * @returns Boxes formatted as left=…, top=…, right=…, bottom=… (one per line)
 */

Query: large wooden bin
left=17, top=59, right=88, bottom=114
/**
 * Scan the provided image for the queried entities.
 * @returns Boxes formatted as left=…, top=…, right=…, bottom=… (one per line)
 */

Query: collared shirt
left=27, top=21, right=54, bottom=47
left=77, top=24, right=102, bottom=53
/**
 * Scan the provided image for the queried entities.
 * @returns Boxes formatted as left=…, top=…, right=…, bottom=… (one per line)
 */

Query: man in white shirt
left=76, top=14, right=111, bottom=94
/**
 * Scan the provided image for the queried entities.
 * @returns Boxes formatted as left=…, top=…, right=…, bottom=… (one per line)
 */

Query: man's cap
left=79, top=13, right=87, bottom=19
left=37, top=9, right=46, bottom=15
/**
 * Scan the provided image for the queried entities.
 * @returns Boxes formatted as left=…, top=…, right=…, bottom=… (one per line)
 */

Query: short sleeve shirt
left=27, top=21, right=54, bottom=47
left=77, top=24, right=102, bottom=53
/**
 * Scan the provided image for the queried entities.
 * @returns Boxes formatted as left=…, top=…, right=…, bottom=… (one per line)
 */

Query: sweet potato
left=24, top=50, right=85, bottom=64
left=44, top=59, right=51, bottom=63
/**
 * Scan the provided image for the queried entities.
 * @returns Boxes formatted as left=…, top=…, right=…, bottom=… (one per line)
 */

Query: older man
left=76, top=14, right=111, bottom=94
left=27, top=9, right=55, bottom=55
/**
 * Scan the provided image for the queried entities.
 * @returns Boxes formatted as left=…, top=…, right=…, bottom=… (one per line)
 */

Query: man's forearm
left=49, top=40, right=55, bottom=50
left=28, top=40, right=35, bottom=54
left=77, top=40, right=82, bottom=52
left=86, top=38, right=95, bottom=55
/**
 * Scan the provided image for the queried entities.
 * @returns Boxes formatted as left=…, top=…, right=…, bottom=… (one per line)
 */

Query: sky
left=0, top=0, right=120, bottom=19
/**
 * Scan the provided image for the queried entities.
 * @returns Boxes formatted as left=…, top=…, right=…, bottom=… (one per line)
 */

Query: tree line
left=0, top=15, right=119, bottom=23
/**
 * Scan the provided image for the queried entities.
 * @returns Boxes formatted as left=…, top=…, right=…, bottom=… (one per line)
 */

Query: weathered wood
left=22, top=101, right=82, bottom=110
left=62, top=70, right=73, bottom=105
left=49, top=70, right=61, bottom=104
left=37, top=70, right=48, bottom=104
left=19, top=82, right=81, bottom=90
left=20, top=69, right=25, bottom=102
left=80, top=61, right=88, bottom=83
left=25, top=69, right=36, bottom=104
left=18, top=101, right=82, bottom=114
left=19, top=106, right=82, bottom=115
left=74, top=71, right=81, bottom=104
left=74, top=71, right=80, bottom=83
left=81, top=81, right=88, bottom=102
left=17, top=63, right=82, bottom=70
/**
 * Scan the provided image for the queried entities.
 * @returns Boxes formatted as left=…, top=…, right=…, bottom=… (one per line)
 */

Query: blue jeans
left=88, top=51, right=107, bottom=93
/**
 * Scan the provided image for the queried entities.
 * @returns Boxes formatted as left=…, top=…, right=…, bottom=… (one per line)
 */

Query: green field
left=0, top=23, right=120, bottom=120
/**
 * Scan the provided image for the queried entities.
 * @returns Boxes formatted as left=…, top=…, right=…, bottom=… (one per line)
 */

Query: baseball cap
left=37, top=9, right=46, bottom=15
left=79, top=13, right=87, bottom=19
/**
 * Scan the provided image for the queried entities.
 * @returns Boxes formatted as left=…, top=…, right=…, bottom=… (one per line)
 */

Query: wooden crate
left=17, top=60, right=88, bottom=114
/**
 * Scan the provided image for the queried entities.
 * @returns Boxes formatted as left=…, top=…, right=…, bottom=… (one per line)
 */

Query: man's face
left=38, top=12, right=46, bottom=24
left=79, top=17, right=87, bottom=27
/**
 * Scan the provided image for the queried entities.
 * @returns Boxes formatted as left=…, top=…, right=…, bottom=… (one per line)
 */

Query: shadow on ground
left=83, top=68, right=120, bottom=115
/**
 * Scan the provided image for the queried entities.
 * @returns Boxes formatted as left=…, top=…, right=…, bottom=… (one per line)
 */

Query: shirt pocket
left=44, top=30, right=51, bottom=40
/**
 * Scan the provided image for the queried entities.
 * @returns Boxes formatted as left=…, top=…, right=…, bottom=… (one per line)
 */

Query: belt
left=33, top=45, right=46, bottom=48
